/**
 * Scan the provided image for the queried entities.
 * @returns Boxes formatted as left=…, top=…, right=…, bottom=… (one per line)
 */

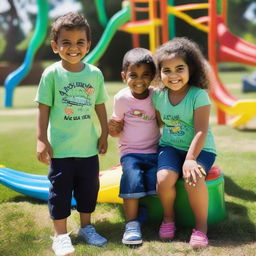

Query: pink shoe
left=189, top=229, right=208, bottom=248
left=159, top=222, right=176, bottom=240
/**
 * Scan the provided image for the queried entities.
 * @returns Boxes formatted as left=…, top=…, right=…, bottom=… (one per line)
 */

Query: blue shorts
left=119, top=153, right=158, bottom=199
left=158, top=146, right=216, bottom=176
left=48, top=156, right=99, bottom=220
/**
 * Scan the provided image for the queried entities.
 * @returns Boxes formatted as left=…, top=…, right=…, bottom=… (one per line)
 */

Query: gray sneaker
left=122, top=220, right=142, bottom=245
left=78, top=225, right=107, bottom=246
left=51, top=232, right=75, bottom=256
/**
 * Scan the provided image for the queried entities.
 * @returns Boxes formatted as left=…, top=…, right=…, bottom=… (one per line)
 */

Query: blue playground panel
left=242, top=73, right=256, bottom=93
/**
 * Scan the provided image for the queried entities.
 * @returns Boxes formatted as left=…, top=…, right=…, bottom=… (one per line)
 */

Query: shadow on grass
left=2, top=183, right=255, bottom=250
left=208, top=201, right=256, bottom=246
left=2, top=194, right=47, bottom=205
left=224, top=176, right=256, bottom=202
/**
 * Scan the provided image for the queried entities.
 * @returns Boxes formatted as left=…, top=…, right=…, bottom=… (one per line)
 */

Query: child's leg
left=185, top=176, right=208, bottom=234
left=53, top=218, right=68, bottom=235
left=123, top=198, right=139, bottom=221
left=74, top=156, right=107, bottom=246
left=79, top=212, right=91, bottom=228
left=157, top=169, right=179, bottom=223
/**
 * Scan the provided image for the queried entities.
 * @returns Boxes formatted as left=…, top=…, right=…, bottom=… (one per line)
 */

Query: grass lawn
left=0, top=72, right=255, bottom=256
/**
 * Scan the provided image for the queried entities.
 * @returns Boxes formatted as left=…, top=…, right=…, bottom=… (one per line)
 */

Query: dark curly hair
left=50, top=12, right=91, bottom=43
left=155, top=37, right=209, bottom=89
left=122, top=48, right=156, bottom=77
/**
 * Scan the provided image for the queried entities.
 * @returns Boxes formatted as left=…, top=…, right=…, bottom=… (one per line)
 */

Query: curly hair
left=50, top=12, right=91, bottom=43
left=122, top=48, right=156, bottom=77
left=155, top=37, right=209, bottom=89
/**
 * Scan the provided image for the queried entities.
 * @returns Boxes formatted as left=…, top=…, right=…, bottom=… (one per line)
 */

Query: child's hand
left=36, top=139, right=53, bottom=165
left=108, top=119, right=124, bottom=137
left=98, top=135, right=108, bottom=155
left=183, top=160, right=206, bottom=186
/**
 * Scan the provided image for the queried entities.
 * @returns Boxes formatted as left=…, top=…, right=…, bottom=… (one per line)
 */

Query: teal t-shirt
left=35, top=61, right=108, bottom=158
left=153, top=86, right=216, bottom=154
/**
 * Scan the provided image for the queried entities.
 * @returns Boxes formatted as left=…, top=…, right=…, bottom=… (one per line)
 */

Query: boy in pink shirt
left=109, top=48, right=160, bottom=245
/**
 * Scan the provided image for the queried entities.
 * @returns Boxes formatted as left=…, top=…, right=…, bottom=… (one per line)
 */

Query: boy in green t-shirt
left=35, top=12, right=108, bottom=256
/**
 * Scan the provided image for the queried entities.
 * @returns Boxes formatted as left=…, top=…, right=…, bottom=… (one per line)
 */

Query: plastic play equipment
left=140, top=166, right=226, bottom=227
left=208, top=0, right=256, bottom=127
left=0, top=164, right=226, bottom=226
left=94, top=0, right=108, bottom=27
left=3, top=0, right=48, bottom=107
left=4, top=0, right=256, bottom=128
left=84, top=4, right=131, bottom=64
left=242, top=72, right=256, bottom=93
left=119, top=0, right=168, bottom=52
left=166, top=0, right=256, bottom=128
left=0, top=164, right=122, bottom=206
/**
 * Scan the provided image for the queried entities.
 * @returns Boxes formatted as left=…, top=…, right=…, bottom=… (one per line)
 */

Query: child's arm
left=95, top=103, right=108, bottom=155
left=36, top=103, right=53, bottom=165
left=156, top=110, right=164, bottom=127
left=108, top=118, right=124, bottom=137
left=183, top=105, right=210, bottom=184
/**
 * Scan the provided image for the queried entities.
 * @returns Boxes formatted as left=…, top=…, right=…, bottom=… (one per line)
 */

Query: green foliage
left=16, top=31, right=34, bottom=51
left=0, top=33, right=7, bottom=57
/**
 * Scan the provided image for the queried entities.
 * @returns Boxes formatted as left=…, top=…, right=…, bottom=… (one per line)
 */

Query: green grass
left=0, top=77, right=256, bottom=256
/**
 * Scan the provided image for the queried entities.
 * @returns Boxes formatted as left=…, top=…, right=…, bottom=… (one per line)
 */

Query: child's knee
left=157, top=169, right=178, bottom=188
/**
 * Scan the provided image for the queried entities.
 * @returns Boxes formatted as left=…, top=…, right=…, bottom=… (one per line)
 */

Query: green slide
left=84, top=4, right=131, bottom=65
left=94, top=0, right=108, bottom=27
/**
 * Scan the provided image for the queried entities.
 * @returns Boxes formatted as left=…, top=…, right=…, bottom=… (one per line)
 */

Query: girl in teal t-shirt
left=153, top=37, right=216, bottom=248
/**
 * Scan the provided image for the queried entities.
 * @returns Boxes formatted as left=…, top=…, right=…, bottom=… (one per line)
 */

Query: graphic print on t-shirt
left=59, top=82, right=94, bottom=121
left=128, top=109, right=156, bottom=121
left=130, top=109, right=148, bottom=120
left=163, top=114, right=185, bottom=136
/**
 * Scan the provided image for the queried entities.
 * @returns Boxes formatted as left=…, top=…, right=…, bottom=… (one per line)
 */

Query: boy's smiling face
left=51, top=28, right=91, bottom=72
left=121, top=63, right=154, bottom=99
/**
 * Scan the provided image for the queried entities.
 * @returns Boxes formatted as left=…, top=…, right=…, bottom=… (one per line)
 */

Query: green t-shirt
left=153, top=86, right=216, bottom=154
left=35, top=61, right=108, bottom=158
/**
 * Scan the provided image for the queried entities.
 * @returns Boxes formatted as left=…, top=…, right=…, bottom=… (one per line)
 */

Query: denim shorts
left=158, top=146, right=216, bottom=176
left=119, top=153, right=158, bottom=199
left=48, top=156, right=99, bottom=220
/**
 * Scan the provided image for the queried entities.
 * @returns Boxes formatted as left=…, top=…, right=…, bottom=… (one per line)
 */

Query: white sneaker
left=51, top=232, right=75, bottom=256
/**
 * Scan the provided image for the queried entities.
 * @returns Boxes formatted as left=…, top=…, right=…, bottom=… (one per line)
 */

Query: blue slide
left=4, top=0, right=48, bottom=107
left=0, top=166, right=77, bottom=206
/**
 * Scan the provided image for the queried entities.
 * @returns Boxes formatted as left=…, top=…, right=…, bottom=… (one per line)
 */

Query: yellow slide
left=98, top=165, right=123, bottom=204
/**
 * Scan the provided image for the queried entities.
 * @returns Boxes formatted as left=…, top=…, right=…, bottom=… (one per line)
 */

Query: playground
left=0, top=0, right=256, bottom=255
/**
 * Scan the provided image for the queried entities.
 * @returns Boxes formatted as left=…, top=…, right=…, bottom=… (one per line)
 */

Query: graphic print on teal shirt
left=164, top=114, right=185, bottom=136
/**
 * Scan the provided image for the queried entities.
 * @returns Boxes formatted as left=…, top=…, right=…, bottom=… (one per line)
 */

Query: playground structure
left=3, top=0, right=256, bottom=129
left=0, top=164, right=226, bottom=227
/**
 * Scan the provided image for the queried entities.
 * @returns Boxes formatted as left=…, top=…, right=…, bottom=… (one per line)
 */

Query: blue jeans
left=119, top=153, right=158, bottom=199
left=158, top=146, right=216, bottom=176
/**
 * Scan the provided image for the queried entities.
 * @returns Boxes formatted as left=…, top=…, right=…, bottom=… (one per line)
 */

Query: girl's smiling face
left=51, top=28, right=91, bottom=72
left=160, top=55, right=190, bottom=93
left=122, top=63, right=154, bottom=99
